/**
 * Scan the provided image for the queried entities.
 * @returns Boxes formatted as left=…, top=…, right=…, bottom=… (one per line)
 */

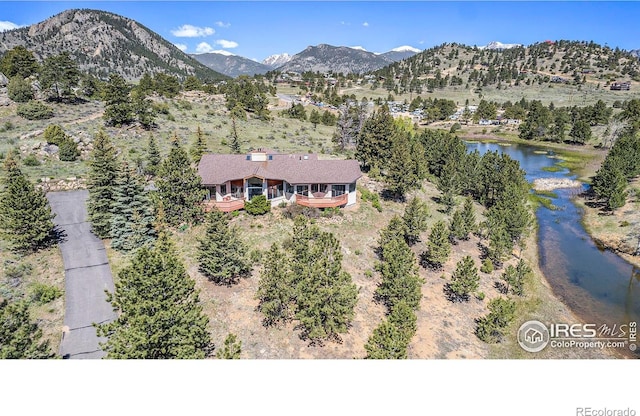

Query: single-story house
left=197, top=150, right=362, bottom=212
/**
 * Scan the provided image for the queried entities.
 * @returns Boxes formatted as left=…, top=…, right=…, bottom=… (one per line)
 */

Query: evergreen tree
left=449, top=209, right=467, bottom=242
left=476, top=297, right=516, bottom=343
left=377, top=215, right=407, bottom=256
left=39, top=52, right=80, bottom=101
left=387, top=300, right=417, bottom=342
left=356, top=104, right=394, bottom=171
left=215, top=333, right=242, bottom=359
left=375, top=238, right=423, bottom=310
left=593, top=156, right=628, bottom=211
left=229, top=117, right=242, bottom=154
left=423, top=220, right=451, bottom=269
left=0, top=299, right=52, bottom=359
left=294, top=231, right=358, bottom=343
left=198, top=209, right=250, bottom=286
left=309, top=108, right=321, bottom=129
left=569, top=120, right=592, bottom=144
left=461, top=196, right=477, bottom=236
left=131, top=89, right=155, bottom=129
left=0, top=46, right=39, bottom=79
left=501, top=258, right=531, bottom=296
left=385, top=129, right=418, bottom=200
left=156, top=135, right=205, bottom=226
left=102, top=73, right=133, bottom=126
left=364, top=318, right=408, bottom=359
left=7, top=75, right=34, bottom=103
left=190, top=126, right=207, bottom=164
left=97, top=234, right=212, bottom=358
left=487, top=223, right=512, bottom=266
left=110, top=163, right=157, bottom=252
left=145, top=134, right=161, bottom=176
left=256, top=243, right=295, bottom=326
left=402, top=197, right=429, bottom=246
left=448, top=256, right=479, bottom=301
left=0, top=154, right=55, bottom=252
left=87, top=130, right=119, bottom=239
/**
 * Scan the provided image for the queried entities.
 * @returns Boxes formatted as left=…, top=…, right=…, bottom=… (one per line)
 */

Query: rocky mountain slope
left=0, top=9, right=227, bottom=81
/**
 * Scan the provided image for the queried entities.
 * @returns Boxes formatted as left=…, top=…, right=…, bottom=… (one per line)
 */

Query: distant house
left=198, top=150, right=362, bottom=212
left=610, top=81, right=631, bottom=91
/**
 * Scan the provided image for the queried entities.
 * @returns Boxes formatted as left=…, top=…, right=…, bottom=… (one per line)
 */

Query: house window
left=311, top=184, right=328, bottom=195
left=349, top=182, right=356, bottom=193
left=295, top=185, right=308, bottom=196
left=286, top=183, right=294, bottom=195
left=332, top=184, right=346, bottom=196
left=220, top=184, right=227, bottom=196
left=267, top=180, right=284, bottom=200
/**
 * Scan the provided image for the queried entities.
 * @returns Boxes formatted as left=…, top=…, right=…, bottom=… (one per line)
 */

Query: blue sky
left=1, top=1, right=639, bottom=61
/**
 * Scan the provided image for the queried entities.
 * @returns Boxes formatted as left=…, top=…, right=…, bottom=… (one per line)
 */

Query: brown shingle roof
left=198, top=153, right=362, bottom=185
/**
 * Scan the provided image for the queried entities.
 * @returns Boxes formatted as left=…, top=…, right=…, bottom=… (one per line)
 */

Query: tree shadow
left=494, top=280, right=508, bottom=294
left=419, top=251, right=444, bottom=271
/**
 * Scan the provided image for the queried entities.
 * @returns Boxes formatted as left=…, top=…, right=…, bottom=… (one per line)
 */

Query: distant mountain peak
left=479, top=41, right=523, bottom=50
left=391, top=45, right=421, bottom=53
left=210, top=50, right=235, bottom=56
left=349, top=46, right=367, bottom=52
left=262, top=52, right=292, bottom=68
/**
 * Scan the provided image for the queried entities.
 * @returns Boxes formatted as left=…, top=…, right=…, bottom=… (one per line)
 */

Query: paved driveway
left=47, top=190, right=116, bottom=359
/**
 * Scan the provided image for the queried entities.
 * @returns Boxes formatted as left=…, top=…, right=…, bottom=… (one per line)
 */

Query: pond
left=464, top=141, right=640, bottom=356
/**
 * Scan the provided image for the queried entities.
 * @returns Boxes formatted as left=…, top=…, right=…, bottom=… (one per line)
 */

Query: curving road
left=47, top=190, right=116, bottom=359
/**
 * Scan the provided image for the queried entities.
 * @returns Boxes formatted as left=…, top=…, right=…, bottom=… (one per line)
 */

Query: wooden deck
left=203, top=198, right=245, bottom=212
left=295, top=193, right=348, bottom=208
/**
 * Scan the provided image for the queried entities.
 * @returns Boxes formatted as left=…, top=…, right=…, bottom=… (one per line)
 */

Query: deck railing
left=295, top=193, right=348, bottom=208
left=203, top=198, right=245, bottom=212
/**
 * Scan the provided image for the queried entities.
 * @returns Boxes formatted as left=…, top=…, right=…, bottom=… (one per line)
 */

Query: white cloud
left=171, top=24, right=214, bottom=38
left=215, top=39, right=238, bottom=49
left=215, top=21, right=231, bottom=28
left=195, top=42, right=214, bottom=54
left=362, top=21, right=369, bottom=27
left=174, top=43, right=188, bottom=52
left=0, top=21, right=22, bottom=32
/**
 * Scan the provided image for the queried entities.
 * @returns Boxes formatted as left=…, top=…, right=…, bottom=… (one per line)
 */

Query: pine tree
left=145, top=134, right=161, bottom=176
left=309, top=108, right=321, bottom=130
left=402, top=197, right=429, bottom=246
left=487, top=223, right=512, bottom=266
left=364, top=318, right=408, bottom=359
left=294, top=231, right=358, bottom=343
left=449, top=209, right=467, bottom=242
left=229, top=117, right=242, bottom=154
left=102, top=73, right=133, bottom=126
left=461, top=196, right=477, bottom=236
left=215, top=333, right=242, bottom=359
left=356, top=104, right=394, bottom=171
left=0, top=154, right=55, bottom=252
left=385, top=129, right=418, bottom=200
left=256, top=244, right=295, bottom=326
left=131, top=89, right=155, bottom=130
left=375, top=238, right=423, bottom=310
left=156, top=135, right=205, bottom=226
left=0, top=299, right=53, bottom=359
left=475, top=297, right=516, bottom=343
left=501, top=258, right=531, bottom=296
left=87, top=130, right=119, bottom=238
left=423, top=220, right=451, bottom=269
left=110, top=163, right=156, bottom=252
left=198, top=209, right=250, bottom=286
left=448, top=255, right=479, bottom=301
left=96, top=234, right=212, bottom=358
left=378, top=215, right=407, bottom=254
left=190, top=125, right=207, bottom=164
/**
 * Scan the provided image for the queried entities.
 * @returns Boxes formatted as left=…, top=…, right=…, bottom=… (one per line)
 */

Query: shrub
left=449, top=122, right=462, bottom=133
left=244, top=195, right=270, bottom=215
left=58, top=139, right=80, bottom=162
left=8, top=76, right=34, bottom=103
left=17, top=101, right=54, bottom=120
left=43, top=124, right=66, bottom=146
left=282, top=203, right=320, bottom=219
left=23, top=154, right=41, bottom=166
left=30, top=283, right=62, bottom=305
left=480, top=258, right=494, bottom=274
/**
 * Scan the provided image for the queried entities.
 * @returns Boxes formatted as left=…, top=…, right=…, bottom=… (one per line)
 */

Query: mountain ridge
left=0, top=9, right=227, bottom=81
